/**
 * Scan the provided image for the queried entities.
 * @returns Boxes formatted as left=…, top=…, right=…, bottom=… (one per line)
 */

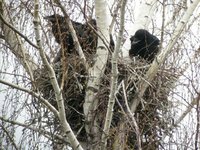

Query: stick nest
left=34, top=52, right=176, bottom=149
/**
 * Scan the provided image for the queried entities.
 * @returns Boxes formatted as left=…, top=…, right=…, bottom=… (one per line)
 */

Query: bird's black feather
left=129, top=29, right=160, bottom=62
left=45, top=14, right=115, bottom=64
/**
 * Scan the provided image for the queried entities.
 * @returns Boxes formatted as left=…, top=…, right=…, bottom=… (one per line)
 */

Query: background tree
left=0, top=0, right=199, bottom=149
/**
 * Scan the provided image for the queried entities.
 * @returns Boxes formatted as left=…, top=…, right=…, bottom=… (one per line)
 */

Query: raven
left=129, top=29, right=160, bottom=62
left=45, top=14, right=115, bottom=64
left=44, top=14, right=97, bottom=55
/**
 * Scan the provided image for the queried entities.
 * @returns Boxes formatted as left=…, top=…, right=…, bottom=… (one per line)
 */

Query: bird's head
left=130, top=29, right=147, bottom=45
left=130, top=29, right=159, bottom=45
left=134, top=29, right=150, bottom=40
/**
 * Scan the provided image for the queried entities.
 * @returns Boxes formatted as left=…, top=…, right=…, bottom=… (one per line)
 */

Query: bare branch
left=101, top=0, right=127, bottom=148
left=195, top=93, right=200, bottom=149
left=174, top=94, right=200, bottom=127
left=0, top=79, right=59, bottom=116
left=33, top=1, right=83, bottom=149
left=0, top=1, right=37, bottom=79
left=0, top=124, right=19, bottom=150
left=53, top=0, right=89, bottom=70
left=0, top=116, right=70, bottom=145
left=109, top=0, right=122, bottom=34
left=0, top=14, right=38, bottom=49
left=121, top=81, right=142, bottom=150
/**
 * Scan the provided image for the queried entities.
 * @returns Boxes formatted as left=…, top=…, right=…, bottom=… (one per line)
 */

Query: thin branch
left=33, top=1, right=83, bottom=149
left=0, top=13, right=39, bottom=49
left=122, top=81, right=142, bottom=150
left=109, top=0, right=122, bottom=34
left=34, top=0, right=64, bottom=118
left=53, top=0, right=89, bottom=70
left=195, top=94, right=200, bottom=150
left=174, top=94, right=200, bottom=127
left=0, top=79, right=59, bottom=116
left=0, top=124, right=19, bottom=150
left=160, top=0, right=166, bottom=49
left=101, top=0, right=127, bottom=148
left=112, top=81, right=141, bottom=150
left=161, top=93, right=200, bottom=141
left=0, top=116, right=69, bottom=145
left=0, top=1, right=37, bottom=80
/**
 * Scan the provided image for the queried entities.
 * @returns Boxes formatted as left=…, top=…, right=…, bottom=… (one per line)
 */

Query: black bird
left=129, top=29, right=160, bottom=62
left=45, top=14, right=115, bottom=64
left=44, top=14, right=97, bottom=55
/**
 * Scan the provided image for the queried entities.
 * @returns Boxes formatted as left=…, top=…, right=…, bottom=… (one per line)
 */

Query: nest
left=34, top=52, right=175, bottom=149
left=93, top=59, right=175, bottom=149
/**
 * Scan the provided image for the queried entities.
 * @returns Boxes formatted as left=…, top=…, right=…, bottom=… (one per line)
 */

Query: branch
left=195, top=93, right=200, bottom=149
left=0, top=124, right=19, bottom=150
left=0, top=14, right=38, bottom=49
left=174, top=94, right=200, bottom=127
left=83, top=0, right=111, bottom=143
left=122, top=81, right=142, bottom=150
left=101, top=0, right=127, bottom=148
left=0, top=79, right=59, bottom=116
left=53, top=0, right=89, bottom=70
left=0, top=1, right=37, bottom=80
left=0, top=116, right=70, bottom=145
left=109, top=0, right=122, bottom=34
left=130, top=0, right=200, bottom=113
left=161, top=93, right=200, bottom=141
left=112, top=81, right=141, bottom=150
left=33, top=1, right=83, bottom=149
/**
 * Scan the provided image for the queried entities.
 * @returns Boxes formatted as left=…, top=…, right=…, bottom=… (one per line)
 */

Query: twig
left=53, top=0, right=89, bottom=70
left=101, top=0, right=127, bottom=148
left=0, top=124, right=19, bottom=150
left=0, top=79, right=59, bottom=116
left=33, top=1, right=83, bottom=149
left=0, top=14, right=38, bottom=49
left=0, top=116, right=69, bottom=145
left=195, top=94, right=200, bottom=149
left=122, top=81, right=142, bottom=150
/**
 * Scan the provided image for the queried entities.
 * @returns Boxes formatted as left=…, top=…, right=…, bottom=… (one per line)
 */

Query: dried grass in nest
left=133, top=71, right=175, bottom=149
left=96, top=59, right=176, bottom=149
left=34, top=54, right=175, bottom=147
left=34, top=53, right=87, bottom=141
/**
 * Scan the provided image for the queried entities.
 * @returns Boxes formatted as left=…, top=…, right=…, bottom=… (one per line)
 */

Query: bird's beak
left=130, top=36, right=140, bottom=44
left=131, top=40, right=140, bottom=44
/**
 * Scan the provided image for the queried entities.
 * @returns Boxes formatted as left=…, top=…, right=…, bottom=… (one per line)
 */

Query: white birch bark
left=33, top=1, right=83, bottom=149
left=101, top=0, right=127, bottom=148
left=83, top=0, right=111, bottom=142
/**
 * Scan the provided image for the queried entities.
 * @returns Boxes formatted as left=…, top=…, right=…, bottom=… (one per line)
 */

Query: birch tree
left=0, top=0, right=199, bottom=149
